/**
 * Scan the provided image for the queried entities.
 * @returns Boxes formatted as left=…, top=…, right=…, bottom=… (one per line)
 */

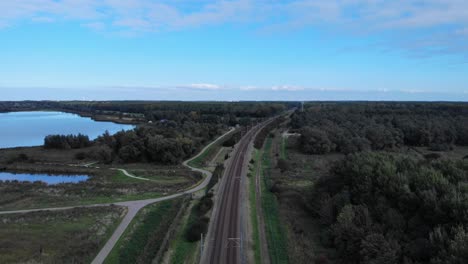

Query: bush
left=185, top=217, right=209, bottom=242
left=277, top=158, right=291, bottom=172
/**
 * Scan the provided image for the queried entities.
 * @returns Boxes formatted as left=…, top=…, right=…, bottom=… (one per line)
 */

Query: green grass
left=261, top=137, right=289, bottom=264
left=249, top=149, right=262, bottom=264
left=128, top=171, right=189, bottom=184
left=170, top=201, right=201, bottom=264
left=105, top=199, right=182, bottom=264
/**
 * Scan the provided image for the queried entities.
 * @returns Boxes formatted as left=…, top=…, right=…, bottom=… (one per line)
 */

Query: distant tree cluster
left=44, top=134, right=92, bottom=149
left=310, top=152, right=468, bottom=264
left=94, top=121, right=225, bottom=164
left=291, top=103, right=468, bottom=154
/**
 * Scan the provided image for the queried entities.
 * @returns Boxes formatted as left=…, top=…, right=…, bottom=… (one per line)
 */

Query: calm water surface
left=0, top=111, right=134, bottom=148
left=0, top=172, right=89, bottom=185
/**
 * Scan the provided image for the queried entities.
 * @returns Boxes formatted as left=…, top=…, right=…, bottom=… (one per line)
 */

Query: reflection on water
left=0, top=172, right=89, bottom=185
left=0, top=111, right=134, bottom=148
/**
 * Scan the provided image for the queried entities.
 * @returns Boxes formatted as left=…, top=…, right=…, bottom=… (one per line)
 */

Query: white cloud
left=83, top=21, right=106, bottom=31
left=271, top=85, right=304, bottom=91
left=240, top=85, right=259, bottom=91
left=184, top=83, right=223, bottom=90
left=400, top=89, right=427, bottom=94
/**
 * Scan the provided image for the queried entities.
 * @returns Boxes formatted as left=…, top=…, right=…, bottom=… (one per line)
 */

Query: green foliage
left=184, top=193, right=213, bottom=242
left=311, top=152, right=468, bottom=264
left=206, top=164, right=224, bottom=191
left=300, top=126, right=335, bottom=154
left=44, top=134, right=91, bottom=149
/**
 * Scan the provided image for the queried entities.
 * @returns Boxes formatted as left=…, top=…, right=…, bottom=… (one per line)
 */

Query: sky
left=1, top=0, right=468, bottom=101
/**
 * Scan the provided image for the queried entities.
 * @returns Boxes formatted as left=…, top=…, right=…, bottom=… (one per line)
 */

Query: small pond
left=0, top=172, right=89, bottom=185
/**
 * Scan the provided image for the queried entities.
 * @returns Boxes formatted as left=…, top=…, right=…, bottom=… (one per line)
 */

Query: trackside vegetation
left=280, top=102, right=468, bottom=264
left=249, top=149, right=262, bottom=264
left=260, top=137, right=289, bottom=264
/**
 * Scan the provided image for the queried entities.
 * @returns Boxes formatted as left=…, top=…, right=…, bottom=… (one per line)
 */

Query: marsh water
left=0, top=172, right=89, bottom=185
left=0, top=111, right=134, bottom=148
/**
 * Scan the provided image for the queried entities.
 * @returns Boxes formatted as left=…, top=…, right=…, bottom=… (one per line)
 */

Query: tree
left=360, top=233, right=400, bottom=264
left=300, top=127, right=334, bottom=154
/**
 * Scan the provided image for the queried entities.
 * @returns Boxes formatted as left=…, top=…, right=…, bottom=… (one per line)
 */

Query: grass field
left=105, top=198, right=183, bottom=264
left=261, top=137, right=289, bottom=264
left=128, top=169, right=194, bottom=185
left=0, top=206, right=124, bottom=264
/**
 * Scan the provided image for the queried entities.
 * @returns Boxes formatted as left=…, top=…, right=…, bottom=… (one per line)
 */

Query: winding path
left=0, top=128, right=235, bottom=264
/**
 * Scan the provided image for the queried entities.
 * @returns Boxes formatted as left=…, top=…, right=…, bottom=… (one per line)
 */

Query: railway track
left=204, top=119, right=274, bottom=264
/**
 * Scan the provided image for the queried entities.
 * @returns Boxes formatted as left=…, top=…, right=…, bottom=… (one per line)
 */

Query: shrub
left=74, top=152, right=87, bottom=160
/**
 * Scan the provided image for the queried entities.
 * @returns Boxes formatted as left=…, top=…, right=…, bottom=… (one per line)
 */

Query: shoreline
left=0, top=109, right=143, bottom=125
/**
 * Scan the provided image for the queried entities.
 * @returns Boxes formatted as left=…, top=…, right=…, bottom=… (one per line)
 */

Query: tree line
left=44, top=134, right=92, bottom=149
left=0, top=101, right=292, bottom=125
left=29, top=101, right=292, bottom=165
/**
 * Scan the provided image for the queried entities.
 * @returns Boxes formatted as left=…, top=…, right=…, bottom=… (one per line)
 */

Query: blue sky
left=1, top=0, right=468, bottom=101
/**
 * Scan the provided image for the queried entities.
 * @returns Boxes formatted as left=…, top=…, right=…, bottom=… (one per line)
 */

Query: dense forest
left=288, top=103, right=468, bottom=264
left=311, top=153, right=468, bottom=264
left=291, top=103, right=468, bottom=154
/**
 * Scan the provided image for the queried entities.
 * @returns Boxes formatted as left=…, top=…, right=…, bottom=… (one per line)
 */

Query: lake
left=0, top=111, right=134, bottom=148
left=0, top=172, right=89, bottom=185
